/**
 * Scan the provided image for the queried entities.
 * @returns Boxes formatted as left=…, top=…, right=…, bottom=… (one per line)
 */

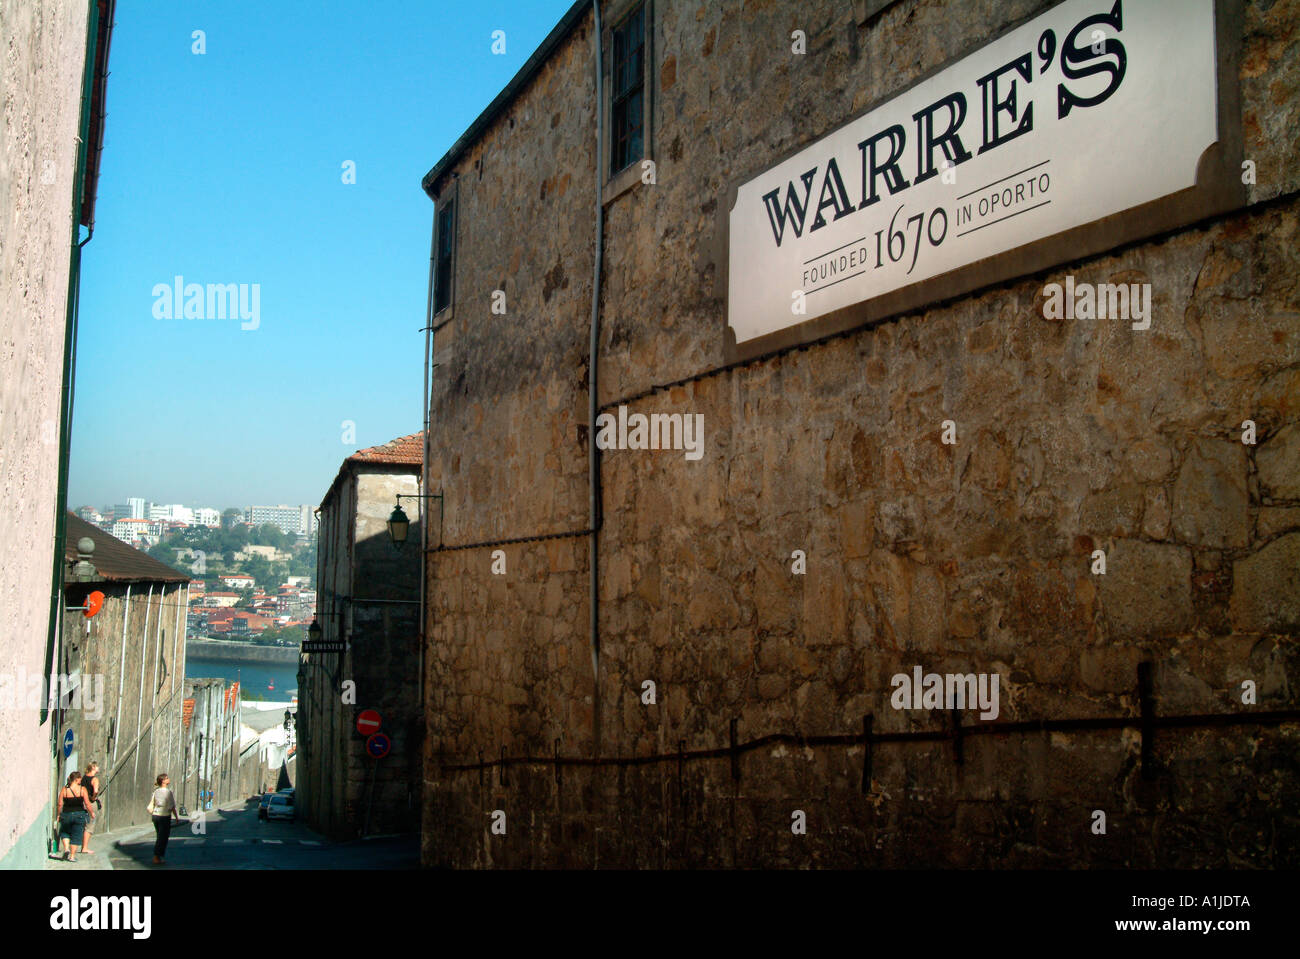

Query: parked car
left=266, top=793, right=295, bottom=822
left=257, top=792, right=273, bottom=820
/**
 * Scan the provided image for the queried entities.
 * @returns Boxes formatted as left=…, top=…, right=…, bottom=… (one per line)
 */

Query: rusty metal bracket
left=861, top=714, right=873, bottom=793
left=677, top=738, right=686, bottom=812
left=1139, top=661, right=1155, bottom=779
left=729, top=718, right=740, bottom=782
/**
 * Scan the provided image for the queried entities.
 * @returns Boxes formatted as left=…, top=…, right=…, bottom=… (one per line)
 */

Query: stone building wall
left=422, top=0, right=1300, bottom=867
left=298, top=472, right=354, bottom=837
left=174, top=678, right=243, bottom=819
left=299, top=467, right=421, bottom=838
left=349, top=472, right=423, bottom=836
left=57, top=581, right=191, bottom=837
left=0, top=0, right=92, bottom=868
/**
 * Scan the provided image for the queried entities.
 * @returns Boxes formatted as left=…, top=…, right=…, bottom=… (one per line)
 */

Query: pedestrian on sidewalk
left=56, top=770, right=93, bottom=862
left=147, top=773, right=180, bottom=865
left=80, top=761, right=101, bottom=854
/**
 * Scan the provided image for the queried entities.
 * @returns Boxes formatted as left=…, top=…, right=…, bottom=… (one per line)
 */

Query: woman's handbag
left=145, top=795, right=157, bottom=816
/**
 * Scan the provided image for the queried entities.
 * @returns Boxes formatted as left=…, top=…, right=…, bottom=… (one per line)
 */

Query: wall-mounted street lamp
left=387, top=504, right=410, bottom=545
left=306, top=618, right=322, bottom=643
left=386, top=492, right=443, bottom=548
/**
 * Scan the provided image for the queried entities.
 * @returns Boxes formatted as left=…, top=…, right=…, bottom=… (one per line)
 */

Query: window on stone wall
left=433, top=197, right=456, bottom=316
left=610, top=3, right=646, bottom=177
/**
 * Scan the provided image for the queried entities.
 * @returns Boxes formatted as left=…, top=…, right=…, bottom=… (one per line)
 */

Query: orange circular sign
left=84, top=591, right=104, bottom=618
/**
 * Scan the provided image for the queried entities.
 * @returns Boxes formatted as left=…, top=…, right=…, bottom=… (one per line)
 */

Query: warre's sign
left=727, top=0, right=1221, bottom=347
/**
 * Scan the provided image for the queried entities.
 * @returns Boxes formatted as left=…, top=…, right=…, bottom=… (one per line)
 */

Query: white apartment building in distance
left=112, top=497, right=145, bottom=520
left=111, top=517, right=161, bottom=544
left=246, top=504, right=313, bottom=536
left=149, top=502, right=193, bottom=524
left=108, top=498, right=221, bottom=528
left=193, top=507, right=220, bottom=527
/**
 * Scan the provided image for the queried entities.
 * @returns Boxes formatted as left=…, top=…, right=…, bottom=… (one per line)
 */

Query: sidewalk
left=43, top=800, right=249, bottom=871
left=43, top=818, right=154, bottom=871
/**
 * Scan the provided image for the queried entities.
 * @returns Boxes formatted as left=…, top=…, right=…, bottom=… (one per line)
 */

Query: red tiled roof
left=320, top=431, right=424, bottom=511
left=348, top=431, right=424, bottom=466
left=234, top=613, right=276, bottom=629
left=64, top=513, right=188, bottom=583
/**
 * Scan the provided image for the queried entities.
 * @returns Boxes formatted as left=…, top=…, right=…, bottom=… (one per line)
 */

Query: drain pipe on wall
left=41, top=0, right=104, bottom=728
left=588, top=0, right=605, bottom=755
left=419, top=200, right=437, bottom=714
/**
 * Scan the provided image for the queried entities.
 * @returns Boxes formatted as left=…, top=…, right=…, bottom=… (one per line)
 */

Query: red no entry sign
left=356, top=709, right=382, bottom=736
left=365, top=733, right=391, bottom=759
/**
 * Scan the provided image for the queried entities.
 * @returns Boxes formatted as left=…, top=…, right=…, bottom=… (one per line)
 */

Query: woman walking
left=56, top=770, right=93, bottom=862
left=80, top=761, right=101, bottom=854
left=147, top=773, right=180, bottom=865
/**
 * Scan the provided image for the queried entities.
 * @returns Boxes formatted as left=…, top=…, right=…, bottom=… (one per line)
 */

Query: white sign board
left=727, top=0, right=1219, bottom=345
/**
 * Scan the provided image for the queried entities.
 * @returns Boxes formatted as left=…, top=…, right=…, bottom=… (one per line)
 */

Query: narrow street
left=47, top=798, right=417, bottom=870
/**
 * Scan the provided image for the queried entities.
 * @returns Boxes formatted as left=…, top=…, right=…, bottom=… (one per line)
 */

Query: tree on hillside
left=146, top=542, right=173, bottom=565
left=259, top=625, right=305, bottom=647
left=244, top=555, right=274, bottom=588
left=251, top=523, right=290, bottom=551
left=289, top=554, right=312, bottom=578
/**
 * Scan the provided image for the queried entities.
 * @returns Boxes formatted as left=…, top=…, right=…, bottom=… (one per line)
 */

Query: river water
left=184, top=655, right=299, bottom=700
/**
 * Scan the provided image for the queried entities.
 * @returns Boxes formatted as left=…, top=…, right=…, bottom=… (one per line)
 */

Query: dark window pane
left=610, top=3, right=646, bottom=176
left=434, top=201, right=454, bottom=313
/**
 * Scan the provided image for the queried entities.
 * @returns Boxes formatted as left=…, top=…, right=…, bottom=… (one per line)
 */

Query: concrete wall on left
left=0, top=0, right=92, bottom=869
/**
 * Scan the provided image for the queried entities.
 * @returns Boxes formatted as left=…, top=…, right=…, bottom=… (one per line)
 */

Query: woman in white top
left=148, top=773, right=180, bottom=865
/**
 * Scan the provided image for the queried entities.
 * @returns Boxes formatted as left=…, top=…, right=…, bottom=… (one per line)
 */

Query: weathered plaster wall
left=423, top=0, right=1300, bottom=867
left=0, top=0, right=92, bottom=867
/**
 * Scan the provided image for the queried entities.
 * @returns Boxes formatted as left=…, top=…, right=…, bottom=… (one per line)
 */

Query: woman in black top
left=80, top=762, right=101, bottom=854
left=56, top=771, right=94, bottom=862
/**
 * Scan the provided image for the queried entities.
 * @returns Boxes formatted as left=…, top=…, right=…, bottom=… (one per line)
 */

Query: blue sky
left=69, top=0, right=575, bottom=511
